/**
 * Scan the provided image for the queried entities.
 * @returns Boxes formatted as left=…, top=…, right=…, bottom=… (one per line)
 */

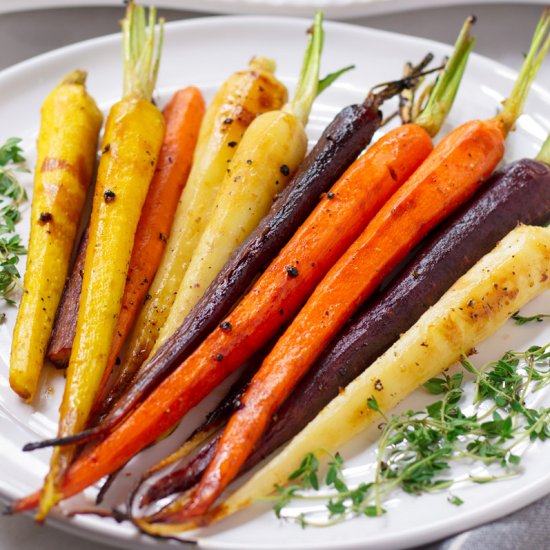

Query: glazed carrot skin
left=91, top=86, right=205, bottom=408
left=47, top=226, right=89, bottom=368
left=11, top=124, right=433, bottom=510
left=179, top=118, right=504, bottom=518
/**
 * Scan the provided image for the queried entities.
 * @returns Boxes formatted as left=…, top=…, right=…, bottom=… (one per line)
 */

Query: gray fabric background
left=0, top=3, right=548, bottom=549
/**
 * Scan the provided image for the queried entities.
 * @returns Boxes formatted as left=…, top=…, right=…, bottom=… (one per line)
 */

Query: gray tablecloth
left=0, top=4, right=548, bottom=550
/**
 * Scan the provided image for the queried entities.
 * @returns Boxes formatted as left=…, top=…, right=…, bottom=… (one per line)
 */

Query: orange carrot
left=91, top=87, right=205, bottom=408
left=10, top=124, right=434, bottom=514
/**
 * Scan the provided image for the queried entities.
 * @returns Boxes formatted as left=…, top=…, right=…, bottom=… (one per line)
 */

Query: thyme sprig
left=0, top=137, right=28, bottom=305
left=271, top=344, right=550, bottom=527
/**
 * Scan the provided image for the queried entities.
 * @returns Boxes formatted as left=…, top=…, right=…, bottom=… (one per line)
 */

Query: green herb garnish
left=271, top=344, right=550, bottom=526
left=0, top=137, right=28, bottom=305
left=512, top=312, right=550, bottom=325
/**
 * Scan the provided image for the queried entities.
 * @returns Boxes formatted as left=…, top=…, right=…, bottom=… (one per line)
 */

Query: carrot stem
left=494, top=9, right=550, bottom=137
left=283, top=11, right=353, bottom=125
left=414, top=15, right=476, bottom=137
left=536, top=135, right=550, bottom=164
left=283, top=11, right=324, bottom=125
left=122, top=1, right=164, bottom=101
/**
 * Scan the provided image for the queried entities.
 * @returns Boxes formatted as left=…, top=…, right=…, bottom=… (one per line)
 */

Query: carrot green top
left=284, top=11, right=353, bottom=126
left=494, top=9, right=550, bottom=138
left=122, top=1, right=164, bottom=102
left=414, top=16, right=476, bottom=137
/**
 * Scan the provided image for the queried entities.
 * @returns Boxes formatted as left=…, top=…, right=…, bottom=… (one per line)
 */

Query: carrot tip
left=22, top=441, right=44, bottom=452
left=23, top=425, right=101, bottom=451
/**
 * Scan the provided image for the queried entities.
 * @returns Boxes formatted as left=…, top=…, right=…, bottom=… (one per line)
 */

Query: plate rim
left=0, top=0, right=548, bottom=19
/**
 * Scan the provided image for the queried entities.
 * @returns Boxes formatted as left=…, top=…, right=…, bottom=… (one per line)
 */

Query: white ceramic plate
left=0, top=14, right=549, bottom=550
left=0, top=0, right=548, bottom=18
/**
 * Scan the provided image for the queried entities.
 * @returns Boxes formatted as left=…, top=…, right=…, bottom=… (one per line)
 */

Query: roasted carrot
left=165, top=13, right=548, bottom=522
left=14, top=16, right=473, bottom=514
left=46, top=226, right=89, bottom=368
left=95, top=66, right=438, bottom=505
left=35, top=2, right=165, bottom=520
left=88, top=87, right=205, bottom=411
left=9, top=71, right=102, bottom=400
left=14, top=225, right=550, bottom=521
left=154, top=133, right=550, bottom=512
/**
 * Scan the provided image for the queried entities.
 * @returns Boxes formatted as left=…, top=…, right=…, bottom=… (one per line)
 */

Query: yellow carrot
left=37, top=2, right=165, bottom=519
left=9, top=70, right=102, bottom=401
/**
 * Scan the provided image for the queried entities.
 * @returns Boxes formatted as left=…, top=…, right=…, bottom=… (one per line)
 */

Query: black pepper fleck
left=228, top=141, right=237, bottom=148
left=38, top=212, right=52, bottom=223
left=374, top=379, right=384, bottom=391
left=145, top=293, right=152, bottom=301
left=327, top=191, right=335, bottom=200
left=216, top=353, right=224, bottom=362
left=285, top=265, right=299, bottom=277
left=219, top=321, right=232, bottom=331
left=102, top=143, right=111, bottom=154
left=280, top=164, right=290, bottom=176
left=223, top=118, right=233, bottom=124
left=246, top=159, right=252, bottom=165
left=104, top=189, right=116, bottom=203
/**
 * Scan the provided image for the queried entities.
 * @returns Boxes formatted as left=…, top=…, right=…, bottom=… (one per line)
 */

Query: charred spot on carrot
left=38, top=212, right=52, bottom=224
left=103, top=189, right=116, bottom=203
